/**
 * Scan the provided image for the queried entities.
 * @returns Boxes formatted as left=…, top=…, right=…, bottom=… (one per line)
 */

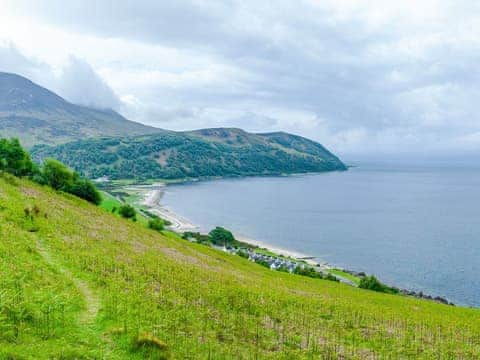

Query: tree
left=0, top=138, right=34, bottom=177
left=209, top=226, right=235, bottom=246
left=42, top=158, right=75, bottom=190
left=68, top=179, right=102, bottom=205
left=0, top=138, right=103, bottom=206
left=119, top=204, right=136, bottom=220
left=148, top=217, right=164, bottom=232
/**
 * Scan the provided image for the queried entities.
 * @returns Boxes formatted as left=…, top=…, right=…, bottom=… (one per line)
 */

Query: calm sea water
left=161, top=163, right=480, bottom=307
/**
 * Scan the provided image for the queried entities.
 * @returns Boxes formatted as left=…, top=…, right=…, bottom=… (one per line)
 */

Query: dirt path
left=36, top=240, right=100, bottom=325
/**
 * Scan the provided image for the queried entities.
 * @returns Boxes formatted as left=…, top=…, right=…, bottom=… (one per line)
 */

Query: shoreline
left=139, top=183, right=198, bottom=232
left=135, top=183, right=455, bottom=306
left=139, top=184, right=327, bottom=265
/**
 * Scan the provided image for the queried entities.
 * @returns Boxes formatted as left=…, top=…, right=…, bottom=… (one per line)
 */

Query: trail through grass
left=3, top=177, right=480, bottom=358
left=36, top=240, right=100, bottom=326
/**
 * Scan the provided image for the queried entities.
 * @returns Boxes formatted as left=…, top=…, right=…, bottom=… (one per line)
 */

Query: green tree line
left=0, top=138, right=101, bottom=205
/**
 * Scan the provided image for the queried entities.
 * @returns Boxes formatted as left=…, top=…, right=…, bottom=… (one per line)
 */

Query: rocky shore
left=341, top=269, right=455, bottom=306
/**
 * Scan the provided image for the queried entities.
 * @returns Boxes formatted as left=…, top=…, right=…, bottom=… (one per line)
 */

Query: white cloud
left=58, top=56, right=121, bottom=110
left=1, top=0, right=480, bottom=158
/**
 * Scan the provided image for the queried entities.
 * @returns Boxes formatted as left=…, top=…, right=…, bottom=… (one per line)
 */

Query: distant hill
left=0, top=72, right=158, bottom=147
left=31, top=128, right=347, bottom=180
left=0, top=72, right=346, bottom=179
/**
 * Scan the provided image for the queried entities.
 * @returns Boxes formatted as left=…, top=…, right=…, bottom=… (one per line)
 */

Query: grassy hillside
left=31, top=128, right=346, bottom=180
left=0, top=72, right=159, bottom=147
left=1, top=175, right=480, bottom=358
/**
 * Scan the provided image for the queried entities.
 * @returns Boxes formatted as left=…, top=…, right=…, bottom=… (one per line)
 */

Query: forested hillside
left=31, top=129, right=346, bottom=180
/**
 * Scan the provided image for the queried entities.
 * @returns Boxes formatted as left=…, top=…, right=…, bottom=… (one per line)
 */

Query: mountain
left=1, top=172, right=479, bottom=358
left=31, top=128, right=347, bottom=180
left=0, top=72, right=158, bottom=147
left=0, top=72, right=346, bottom=179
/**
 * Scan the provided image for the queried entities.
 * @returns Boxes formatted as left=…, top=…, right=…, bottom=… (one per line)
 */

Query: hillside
left=31, top=129, right=347, bottom=180
left=0, top=72, right=158, bottom=147
left=1, top=175, right=480, bottom=358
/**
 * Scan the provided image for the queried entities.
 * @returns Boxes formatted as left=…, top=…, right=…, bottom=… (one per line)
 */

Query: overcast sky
left=1, top=0, right=479, bottom=159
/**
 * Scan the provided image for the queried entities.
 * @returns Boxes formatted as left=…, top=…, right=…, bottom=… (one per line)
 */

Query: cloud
left=0, top=44, right=121, bottom=110
left=58, top=56, right=121, bottom=110
left=0, top=42, right=55, bottom=88
left=2, top=1, right=480, bottom=157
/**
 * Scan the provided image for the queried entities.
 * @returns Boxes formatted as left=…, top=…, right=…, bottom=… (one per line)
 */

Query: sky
left=0, top=0, right=479, bottom=159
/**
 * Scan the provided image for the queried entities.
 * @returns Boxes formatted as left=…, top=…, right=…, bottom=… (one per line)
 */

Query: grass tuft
left=133, top=333, right=168, bottom=350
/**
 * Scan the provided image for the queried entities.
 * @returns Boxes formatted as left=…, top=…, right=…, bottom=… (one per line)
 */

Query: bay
left=161, top=163, right=480, bottom=307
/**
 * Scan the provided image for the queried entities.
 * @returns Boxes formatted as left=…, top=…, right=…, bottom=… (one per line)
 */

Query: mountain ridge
left=0, top=72, right=346, bottom=179
left=0, top=72, right=159, bottom=147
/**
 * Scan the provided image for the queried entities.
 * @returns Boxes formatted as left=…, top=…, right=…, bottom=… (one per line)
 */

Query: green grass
left=329, top=269, right=362, bottom=285
left=99, top=190, right=149, bottom=227
left=99, top=191, right=122, bottom=212
left=1, top=176, right=480, bottom=359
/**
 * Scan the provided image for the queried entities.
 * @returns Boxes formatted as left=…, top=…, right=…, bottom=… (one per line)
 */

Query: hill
left=0, top=72, right=158, bottom=147
left=1, top=174, right=480, bottom=358
left=31, top=128, right=347, bottom=180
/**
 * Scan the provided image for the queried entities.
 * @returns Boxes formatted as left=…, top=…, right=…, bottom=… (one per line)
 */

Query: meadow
left=1, top=175, right=480, bottom=359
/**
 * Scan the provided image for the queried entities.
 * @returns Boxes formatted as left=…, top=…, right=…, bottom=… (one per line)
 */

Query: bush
left=42, top=158, right=75, bottom=190
left=293, top=266, right=323, bottom=279
left=68, top=179, right=102, bottom=205
left=237, top=250, right=249, bottom=259
left=148, top=217, right=164, bottom=232
left=182, top=231, right=211, bottom=244
left=359, top=275, right=398, bottom=294
left=209, top=226, right=236, bottom=246
left=41, top=158, right=103, bottom=205
left=324, top=273, right=340, bottom=282
left=0, top=138, right=35, bottom=177
left=0, top=137, right=103, bottom=206
left=118, top=204, right=136, bottom=220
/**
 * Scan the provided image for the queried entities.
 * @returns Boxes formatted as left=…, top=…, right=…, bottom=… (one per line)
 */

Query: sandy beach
left=140, top=184, right=198, bottom=232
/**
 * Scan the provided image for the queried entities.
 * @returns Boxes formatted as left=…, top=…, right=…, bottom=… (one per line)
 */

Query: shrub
left=359, top=275, right=398, bottom=294
left=41, top=158, right=75, bottom=190
left=0, top=138, right=103, bottom=206
left=182, top=231, right=211, bottom=244
left=324, top=273, right=340, bottom=282
left=209, top=226, right=236, bottom=246
left=68, top=179, right=102, bottom=205
left=118, top=204, right=136, bottom=220
left=294, top=266, right=323, bottom=279
left=237, top=250, right=249, bottom=259
left=148, top=218, right=164, bottom=232
left=0, top=138, right=35, bottom=177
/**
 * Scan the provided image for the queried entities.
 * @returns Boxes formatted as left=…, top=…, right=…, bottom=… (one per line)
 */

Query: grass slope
left=1, top=176, right=480, bottom=359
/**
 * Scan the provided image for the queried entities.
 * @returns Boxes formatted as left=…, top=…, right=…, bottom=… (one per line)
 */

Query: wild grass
left=1, top=177, right=480, bottom=358
left=329, top=269, right=361, bottom=285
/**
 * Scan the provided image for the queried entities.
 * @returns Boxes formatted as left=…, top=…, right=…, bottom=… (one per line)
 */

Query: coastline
left=139, top=183, right=198, bottom=232
left=139, top=184, right=331, bottom=269
left=135, top=183, right=455, bottom=305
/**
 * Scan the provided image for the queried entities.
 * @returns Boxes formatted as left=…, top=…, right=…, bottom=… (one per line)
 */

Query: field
left=1, top=175, right=480, bottom=359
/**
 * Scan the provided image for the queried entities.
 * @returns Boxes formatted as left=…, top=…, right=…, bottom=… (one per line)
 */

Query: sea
left=161, top=162, right=480, bottom=307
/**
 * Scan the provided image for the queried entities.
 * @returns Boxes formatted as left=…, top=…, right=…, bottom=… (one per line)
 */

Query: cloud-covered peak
left=58, top=56, right=121, bottom=110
